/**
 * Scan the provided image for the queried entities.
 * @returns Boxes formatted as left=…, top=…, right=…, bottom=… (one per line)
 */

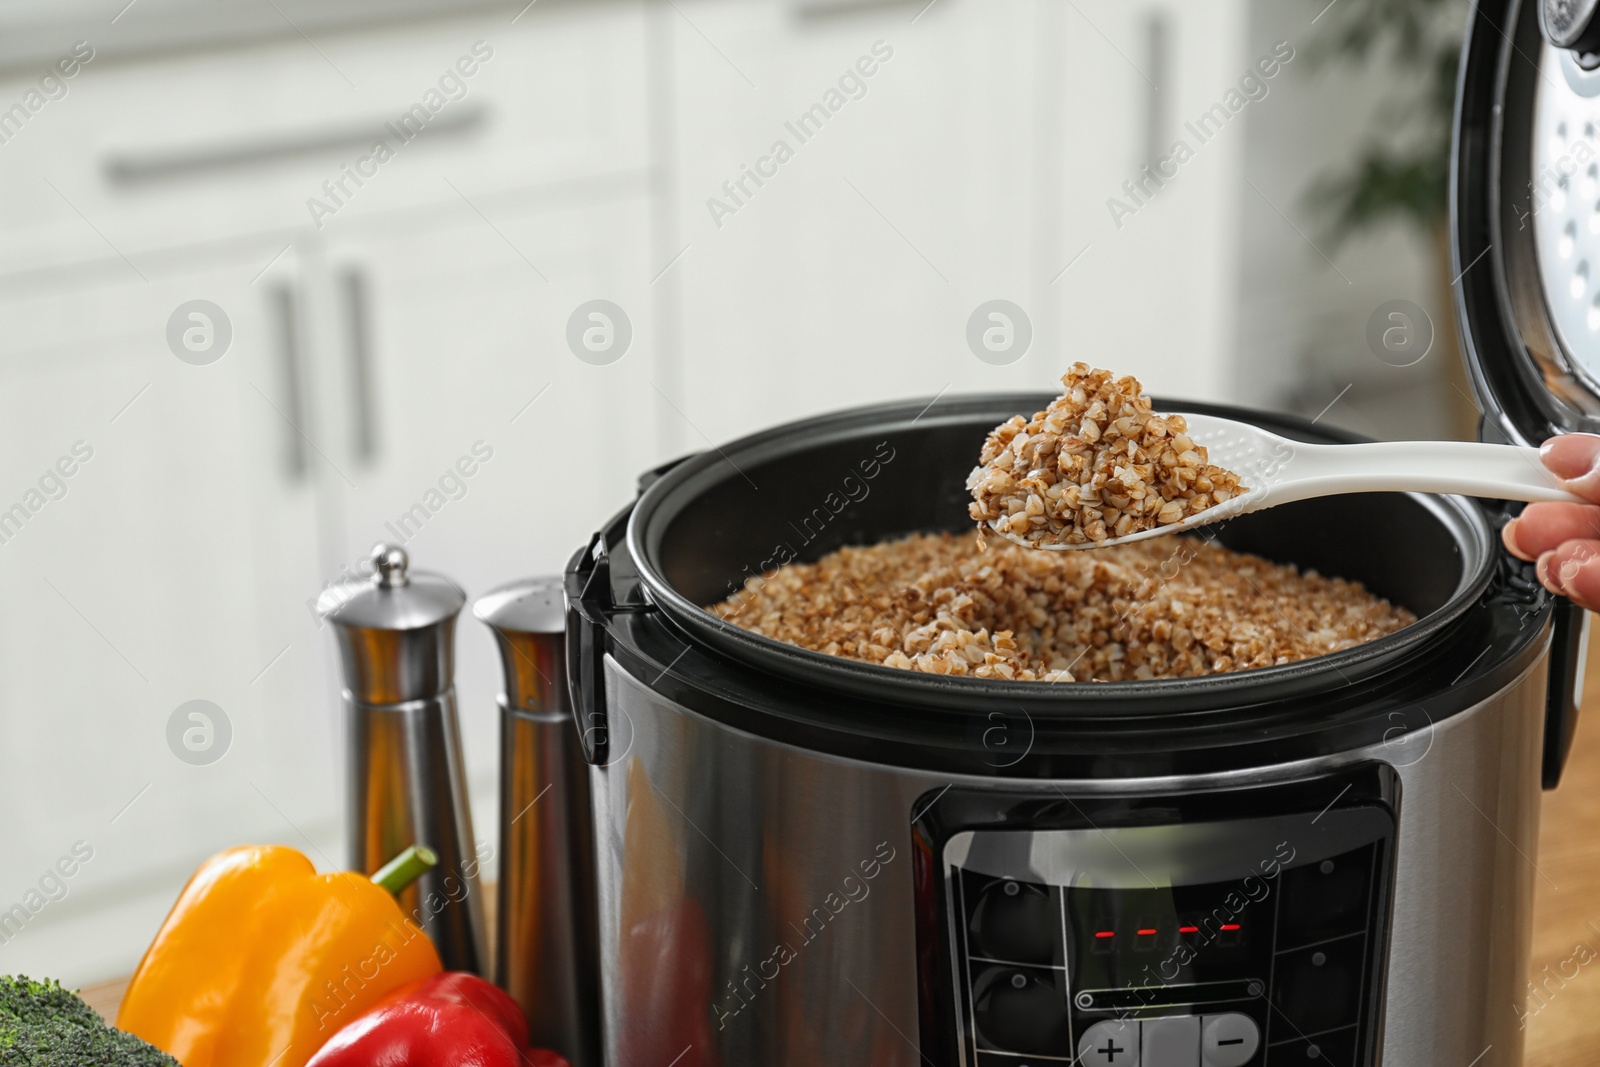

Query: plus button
left=1075, top=1020, right=1140, bottom=1065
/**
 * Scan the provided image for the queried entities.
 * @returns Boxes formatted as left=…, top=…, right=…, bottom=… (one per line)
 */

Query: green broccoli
left=0, top=977, right=102, bottom=1034
left=0, top=977, right=178, bottom=1066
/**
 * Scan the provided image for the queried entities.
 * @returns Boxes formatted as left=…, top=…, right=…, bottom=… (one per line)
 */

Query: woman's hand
left=1503, top=434, right=1600, bottom=609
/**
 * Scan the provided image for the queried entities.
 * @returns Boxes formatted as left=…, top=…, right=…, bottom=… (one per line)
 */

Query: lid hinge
left=565, top=531, right=651, bottom=766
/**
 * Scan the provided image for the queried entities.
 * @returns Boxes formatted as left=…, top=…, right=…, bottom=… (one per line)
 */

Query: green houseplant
left=1305, top=0, right=1466, bottom=242
left=1305, top=0, right=1479, bottom=435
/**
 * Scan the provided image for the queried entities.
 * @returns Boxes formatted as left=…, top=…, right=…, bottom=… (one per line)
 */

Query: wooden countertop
left=1521, top=621, right=1600, bottom=1065
left=79, top=628, right=1600, bottom=1061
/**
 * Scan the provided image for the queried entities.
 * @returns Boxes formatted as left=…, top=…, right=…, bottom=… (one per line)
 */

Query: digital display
left=1065, top=879, right=1268, bottom=1005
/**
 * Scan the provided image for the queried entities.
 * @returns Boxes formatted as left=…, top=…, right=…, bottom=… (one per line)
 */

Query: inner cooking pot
left=627, top=392, right=1496, bottom=712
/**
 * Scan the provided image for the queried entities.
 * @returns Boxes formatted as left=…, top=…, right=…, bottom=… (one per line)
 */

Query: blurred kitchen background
left=0, top=0, right=1472, bottom=984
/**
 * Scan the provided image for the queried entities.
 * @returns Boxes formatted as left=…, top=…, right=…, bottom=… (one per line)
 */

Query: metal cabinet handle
left=341, top=268, right=377, bottom=465
left=103, top=107, right=487, bottom=186
left=269, top=283, right=309, bottom=481
left=1142, top=10, right=1171, bottom=169
left=794, top=0, right=926, bottom=20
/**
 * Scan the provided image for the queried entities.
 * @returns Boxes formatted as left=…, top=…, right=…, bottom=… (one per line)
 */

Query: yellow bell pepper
left=117, top=844, right=443, bottom=1067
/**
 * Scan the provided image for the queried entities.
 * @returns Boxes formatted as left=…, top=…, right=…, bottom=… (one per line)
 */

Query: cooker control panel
left=911, top=767, right=1397, bottom=1067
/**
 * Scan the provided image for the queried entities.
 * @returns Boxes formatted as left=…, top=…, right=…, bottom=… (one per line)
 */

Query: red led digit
left=1094, top=931, right=1115, bottom=939
left=1136, top=928, right=1158, bottom=936
left=1221, top=924, right=1241, bottom=931
left=1179, top=925, right=1199, bottom=934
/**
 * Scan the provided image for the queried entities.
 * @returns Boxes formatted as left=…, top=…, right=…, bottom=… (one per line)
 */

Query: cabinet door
left=664, top=0, right=1056, bottom=449
left=317, top=194, right=664, bottom=807
left=664, top=0, right=1251, bottom=449
left=0, top=246, right=334, bottom=980
left=1046, top=0, right=1251, bottom=401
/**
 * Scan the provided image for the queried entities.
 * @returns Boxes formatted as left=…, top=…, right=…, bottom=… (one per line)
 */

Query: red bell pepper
left=304, top=972, right=571, bottom=1067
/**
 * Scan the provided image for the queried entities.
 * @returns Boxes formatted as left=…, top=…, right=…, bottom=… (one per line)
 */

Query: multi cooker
left=560, top=1, right=1597, bottom=1063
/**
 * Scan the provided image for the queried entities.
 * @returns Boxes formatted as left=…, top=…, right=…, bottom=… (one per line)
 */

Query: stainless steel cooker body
left=589, top=646, right=1551, bottom=1067
left=564, top=394, right=1583, bottom=1067
left=547, top=0, right=1600, bottom=1053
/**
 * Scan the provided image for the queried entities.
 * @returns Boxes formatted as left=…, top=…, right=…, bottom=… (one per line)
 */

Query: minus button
left=1200, top=1013, right=1260, bottom=1067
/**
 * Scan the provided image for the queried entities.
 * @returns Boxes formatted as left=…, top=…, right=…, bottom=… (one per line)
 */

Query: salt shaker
left=319, top=543, right=485, bottom=974
left=474, top=577, right=600, bottom=1067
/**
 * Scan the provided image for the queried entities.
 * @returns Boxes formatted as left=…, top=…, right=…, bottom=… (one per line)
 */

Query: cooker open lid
left=1456, top=0, right=1600, bottom=442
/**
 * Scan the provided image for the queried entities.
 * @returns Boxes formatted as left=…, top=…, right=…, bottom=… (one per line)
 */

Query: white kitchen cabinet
left=660, top=0, right=1044, bottom=448
left=317, top=197, right=664, bottom=585
left=661, top=0, right=1249, bottom=452
left=314, top=192, right=664, bottom=792
left=1047, top=0, right=1252, bottom=404
left=0, top=243, right=341, bottom=978
left=0, top=2, right=651, bottom=275
left=0, top=1, right=659, bottom=982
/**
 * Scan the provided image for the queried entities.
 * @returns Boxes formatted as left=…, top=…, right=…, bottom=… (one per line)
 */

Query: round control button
left=970, top=879, right=1056, bottom=964
left=1201, top=1013, right=1260, bottom=1067
left=972, top=968, right=1069, bottom=1055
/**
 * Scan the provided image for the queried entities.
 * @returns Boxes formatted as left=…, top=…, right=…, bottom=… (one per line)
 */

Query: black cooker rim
left=575, top=504, right=1549, bottom=780
left=621, top=392, right=1499, bottom=715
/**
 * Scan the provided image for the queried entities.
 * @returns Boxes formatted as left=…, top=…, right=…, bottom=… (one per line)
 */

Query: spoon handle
left=1270, top=440, right=1588, bottom=505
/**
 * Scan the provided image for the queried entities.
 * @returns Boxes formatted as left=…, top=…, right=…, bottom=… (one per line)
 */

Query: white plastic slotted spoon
left=989, top=412, right=1588, bottom=551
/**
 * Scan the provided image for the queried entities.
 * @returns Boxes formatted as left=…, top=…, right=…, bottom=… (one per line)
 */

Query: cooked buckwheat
left=969, top=364, right=1247, bottom=546
left=708, top=532, right=1414, bottom=682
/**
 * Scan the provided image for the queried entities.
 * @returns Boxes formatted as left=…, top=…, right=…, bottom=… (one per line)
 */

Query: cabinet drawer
left=0, top=2, right=650, bottom=274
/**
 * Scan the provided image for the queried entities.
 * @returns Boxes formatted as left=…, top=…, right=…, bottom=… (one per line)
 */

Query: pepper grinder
left=320, top=543, right=485, bottom=974
left=474, top=577, right=600, bottom=1067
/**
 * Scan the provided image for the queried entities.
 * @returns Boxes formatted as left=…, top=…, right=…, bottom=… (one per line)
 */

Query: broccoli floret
left=0, top=977, right=177, bottom=1066
left=0, top=977, right=102, bottom=1034
left=3, top=1022, right=178, bottom=1066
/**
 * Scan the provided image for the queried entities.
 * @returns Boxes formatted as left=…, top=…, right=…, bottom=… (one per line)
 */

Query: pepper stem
left=372, top=844, right=438, bottom=895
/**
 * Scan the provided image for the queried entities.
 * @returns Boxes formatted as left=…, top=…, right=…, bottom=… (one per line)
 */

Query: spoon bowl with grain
left=986, top=411, right=1586, bottom=552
